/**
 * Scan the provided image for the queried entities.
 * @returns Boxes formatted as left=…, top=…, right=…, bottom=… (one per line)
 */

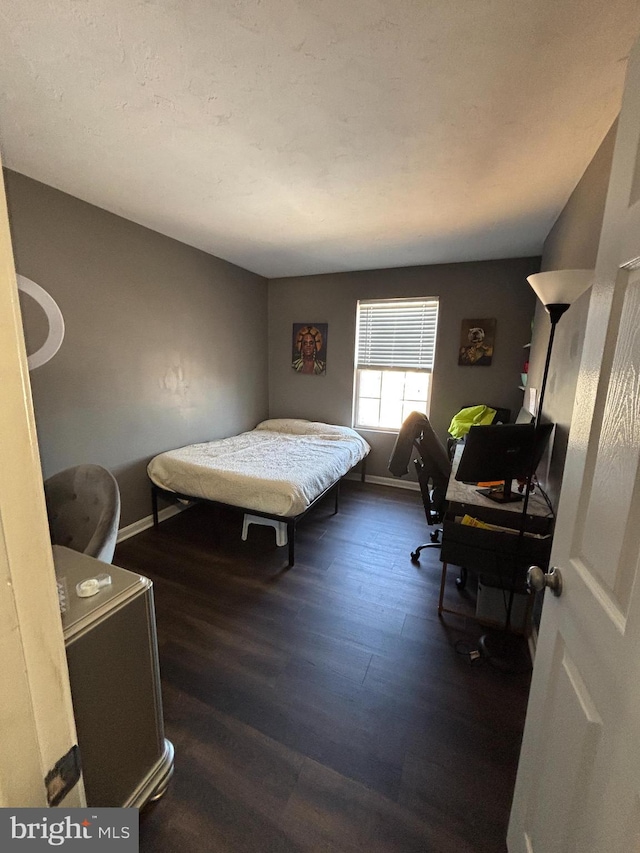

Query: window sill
left=354, top=426, right=401, bottom=435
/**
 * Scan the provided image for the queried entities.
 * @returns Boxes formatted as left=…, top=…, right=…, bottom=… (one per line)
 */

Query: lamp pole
left=479, top=275, right=591, bottom=669
left=534, top=303, right=570, bottom=431
left=502, top=304, right=566, bottom=632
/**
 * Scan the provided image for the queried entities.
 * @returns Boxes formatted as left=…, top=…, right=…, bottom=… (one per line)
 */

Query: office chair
left=389, top=412, right=456, bottom=566
left=44, top=464, right=121, bottom=563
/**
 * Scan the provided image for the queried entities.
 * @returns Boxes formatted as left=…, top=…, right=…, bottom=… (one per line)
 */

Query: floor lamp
left=479, top=269, right=593, bottom=669
left=526, top=269, right=594, bottom=431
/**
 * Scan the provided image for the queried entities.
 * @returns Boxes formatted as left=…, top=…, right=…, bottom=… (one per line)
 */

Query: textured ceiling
left=0, top=1, right=639, bottom=278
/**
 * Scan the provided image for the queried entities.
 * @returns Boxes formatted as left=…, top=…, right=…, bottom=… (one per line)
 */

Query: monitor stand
left=476, top=478, right=524, bottom=504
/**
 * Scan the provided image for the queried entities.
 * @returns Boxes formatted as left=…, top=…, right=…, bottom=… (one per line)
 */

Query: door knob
left=527, top=565, right=563, bottom=597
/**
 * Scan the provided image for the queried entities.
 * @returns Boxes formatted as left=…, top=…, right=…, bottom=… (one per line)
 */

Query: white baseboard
left=117, top=502, right=191, bottom=543
left=344, top=472, right=420, bottom=491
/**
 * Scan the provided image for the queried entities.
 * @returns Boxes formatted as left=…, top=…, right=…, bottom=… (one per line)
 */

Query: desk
left=438, top=447, right=555, bottom=629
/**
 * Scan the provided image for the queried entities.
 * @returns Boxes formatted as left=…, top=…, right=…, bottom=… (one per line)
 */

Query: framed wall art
left=458, top=318, right=496, bottom=366
left=292, top=323, right=328, bottom=375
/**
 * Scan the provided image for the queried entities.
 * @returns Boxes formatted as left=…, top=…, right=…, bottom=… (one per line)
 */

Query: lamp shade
left=527, top=269, right=593, bottom=307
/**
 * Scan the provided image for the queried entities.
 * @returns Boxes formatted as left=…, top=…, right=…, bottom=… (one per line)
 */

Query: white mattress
left=147, top=419, right=370, bottom=517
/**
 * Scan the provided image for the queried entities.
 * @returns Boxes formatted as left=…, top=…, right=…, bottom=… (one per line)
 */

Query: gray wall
left=268, top=258, right=540, bottom=478
left=5, top=170, right=269, bottom=526
left=527, top=121, right=617, bottom=507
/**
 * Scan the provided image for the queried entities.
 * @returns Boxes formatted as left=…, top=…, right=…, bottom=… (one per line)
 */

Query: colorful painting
left=458, top=318, right=496, bottom=366
left=292, top=323, right=328, bottom=375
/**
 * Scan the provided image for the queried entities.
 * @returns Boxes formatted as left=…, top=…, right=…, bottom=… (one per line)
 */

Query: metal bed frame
left=150, top=458, right=366, bottom=568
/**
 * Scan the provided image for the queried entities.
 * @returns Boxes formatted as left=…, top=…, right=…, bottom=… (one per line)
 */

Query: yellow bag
left=448, top=405, right=497, bottom=439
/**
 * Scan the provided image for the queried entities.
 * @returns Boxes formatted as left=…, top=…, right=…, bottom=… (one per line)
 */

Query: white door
left=0, top=152, right=83, bottom=805
left=508, top=37, right=640, bottom=853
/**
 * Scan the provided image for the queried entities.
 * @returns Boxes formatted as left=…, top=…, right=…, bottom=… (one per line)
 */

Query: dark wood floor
left=114, top=481, right=531, bottom=853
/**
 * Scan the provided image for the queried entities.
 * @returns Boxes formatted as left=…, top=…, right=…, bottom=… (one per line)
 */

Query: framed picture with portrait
left=292, top=323, right=328, bottom=375
left=458, top=318, right=496, bottom=366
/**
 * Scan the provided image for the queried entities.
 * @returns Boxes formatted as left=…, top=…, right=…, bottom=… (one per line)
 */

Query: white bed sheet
left=147, top=419, right=370, bottom=517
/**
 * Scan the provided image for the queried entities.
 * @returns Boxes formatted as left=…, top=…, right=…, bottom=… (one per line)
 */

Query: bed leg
left=334, top=481, right=340, bottom=515
left=152, top=486, right=159, bottom=527
left=361, top=457, right=367, bottom=483
left=288, top=520, right=296, bottom=567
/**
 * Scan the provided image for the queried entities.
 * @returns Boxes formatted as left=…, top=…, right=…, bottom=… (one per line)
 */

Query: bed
left=147, top=419, right=370, bottom=566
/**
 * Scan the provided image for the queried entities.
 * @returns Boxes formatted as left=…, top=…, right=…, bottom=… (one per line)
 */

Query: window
left=354, top=297, right=439, bottom=430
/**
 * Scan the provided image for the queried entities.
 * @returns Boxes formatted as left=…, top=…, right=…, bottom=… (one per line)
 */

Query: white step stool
left=241, top=513, right=288, bottom=547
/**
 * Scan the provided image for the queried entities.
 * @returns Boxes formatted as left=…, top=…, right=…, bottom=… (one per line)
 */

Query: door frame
left=0, top=155, right=83, bottom=806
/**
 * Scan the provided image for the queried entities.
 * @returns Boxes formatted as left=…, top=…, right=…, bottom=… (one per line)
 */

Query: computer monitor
left=455, top=422, right=553, bottom=503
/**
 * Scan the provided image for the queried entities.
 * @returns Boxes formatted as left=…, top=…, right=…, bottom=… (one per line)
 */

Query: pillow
left=254, top=419, right=312, bottom=434
left=255, top=419, right=360, bottom=439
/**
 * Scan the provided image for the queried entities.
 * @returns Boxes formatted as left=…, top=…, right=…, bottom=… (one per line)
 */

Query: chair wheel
left=410, top=550, right=420, bottom=563
left=430, top=530, right=440, bottom=543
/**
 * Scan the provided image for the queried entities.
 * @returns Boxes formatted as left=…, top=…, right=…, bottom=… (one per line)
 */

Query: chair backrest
left=413, top=418, right=452, bottom=523
left=389, top=412, right=452, bottom=523
left=44, top=464, right=121, bottom=563
left=413, top=418, right=451, bottom=484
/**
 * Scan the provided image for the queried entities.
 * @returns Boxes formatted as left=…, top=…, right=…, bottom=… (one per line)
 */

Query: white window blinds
left=356, top=298, right=439, bottom=372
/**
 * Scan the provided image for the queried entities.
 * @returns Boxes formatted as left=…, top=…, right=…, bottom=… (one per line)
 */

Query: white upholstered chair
left=44, top=464, right=121, bottom=563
